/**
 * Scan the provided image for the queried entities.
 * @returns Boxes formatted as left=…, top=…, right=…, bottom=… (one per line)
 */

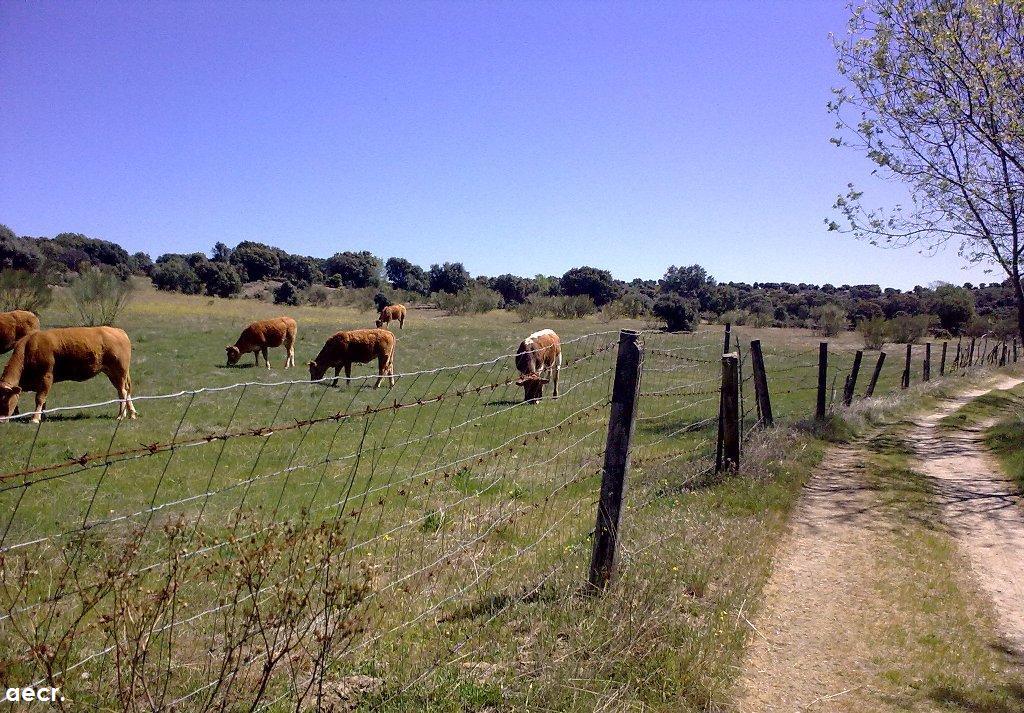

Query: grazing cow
left=308, top=328, right=396, bottom=388
left=375, top=304, right=407, bottom=330
left=0, top=310, right=40, bottom=354
left=0, top=326, right=137, bottom=423
left=226, top=317, right=297, bottom=369
left=515, top=329, right=561, bottom=403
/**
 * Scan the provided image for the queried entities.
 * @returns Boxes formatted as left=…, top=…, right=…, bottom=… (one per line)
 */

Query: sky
left=0, top=0, right=998, bottom=289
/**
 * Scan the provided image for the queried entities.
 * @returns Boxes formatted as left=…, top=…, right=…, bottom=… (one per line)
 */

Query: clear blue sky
left=0, top=0, right=994, bottom=289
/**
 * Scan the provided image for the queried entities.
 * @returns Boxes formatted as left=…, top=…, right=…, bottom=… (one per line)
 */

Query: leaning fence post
left=968, top=337, right=976, bottom=369
left=940, top=342, right=947, bottom=376
left=902, top=344, right=912, bottom=389
left=816, top=342, right=828, bottom=419
left=865, top=351, right=886, bottom=397
left=923, top=342, right=931, bottom=382
left=750, top=340, right=773, bottom=428
left=719, top=353, right=740, bottom=471
left=954, top=338, right=962, bottom=369
left=588, top=330, right=642, bottom=591
left=843, top=350, right=863, bottom=406
left=1014, top=338, right=1019, bottom=363
left=1000, top=340, right=1008, bottom=367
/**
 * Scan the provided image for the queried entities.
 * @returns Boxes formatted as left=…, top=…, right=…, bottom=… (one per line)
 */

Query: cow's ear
left=307, top=361, right=316, bottom=368
left=515, top=376, right=526, bottom=385
left=538, top=378, right=550, bottom=385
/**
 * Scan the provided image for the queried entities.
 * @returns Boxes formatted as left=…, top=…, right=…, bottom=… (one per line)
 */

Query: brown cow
left=375, top=304, right=407, bottom=330
left=0, top=326, right=137, bottom=423
left=308, top=328, right=396, bottom=388
left=226, top=317, right=297, bottom=369
left=0, top=310, right=40, bottom=354
left=515, top=329, right=561, bottom=403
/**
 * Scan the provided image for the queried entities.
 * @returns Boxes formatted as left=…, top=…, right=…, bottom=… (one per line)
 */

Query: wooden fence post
left=714, top=323, right=732, bottom=473
left=902, top=344, right=912, bottom=389
left=816, top=342, right=828, bottom=419
left=588, top=330, right=642, bottom=591
left=940, top=342, right=947, bottom=376
left=980, top=337, right=989, bottom=365
left=968, top=337, right=976, bottom=368
left=1000, top=341, right=1008, bottom=367
left=750, top=340, right=773, bottom=428
left=719, top=353, right=740, bottom=471
left=923, top=343, right=931, bottom=382
left=843, top=350, right=863, bottom=406
left=954, top=338, right=961, bottom=369
left=865, top=351, right=886, bottom=397
left=1014, top=338, right=1019, bottom=363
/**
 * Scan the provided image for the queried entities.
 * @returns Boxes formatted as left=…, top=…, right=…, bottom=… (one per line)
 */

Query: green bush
left=304, top=284, right=331, bottom=306
left=888, top=313, right=933, bottom=343
left=813, top=304, right=847, bottom=337
left=151, top=258, right=202, bottom=294
left=858, top=316, right=887, bottom=349
left=273, top=280, right=300, bottom=306
left=68, top=268, right=134, bottom=326
left=434, top=285, right=502, bottom=315
left=600, top=293, right=652, bottom=321
left=0, top=269, right=53, bottom=312
left=653, top=293, right=699, bottom=332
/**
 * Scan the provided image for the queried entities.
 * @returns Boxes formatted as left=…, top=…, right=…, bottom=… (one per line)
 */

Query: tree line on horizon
left=1, top=224, right=1020, bottom=341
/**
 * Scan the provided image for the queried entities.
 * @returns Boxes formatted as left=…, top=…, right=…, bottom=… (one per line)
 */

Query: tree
left=560, top=266, right=618, bottom=306
left=428, top=262, right=471, bottom=294
left=230, top=241, right=281, bottom=282
left=487, top=274, right=534, bottom=306
left=660, top=264, right=716, bottom=311
left=0, top=225, right=44, bottom=272
left=325, top=251, right=382, bottom=288
left=829, top=0, right=1024, bottom=341
left=930, top=284, right=976, bottom=335
left=653, top=293, right=699, bottom=332
left=130, top=251, right=153, bottom=275
left=0, top=269, right=52, bottom=312
left=279, top=254, right=322, bottom=288
left=200, top=261, right=243, bottom=298
left=385, top=257, right=429, bottom=294
left=151, top=257, right=202, bottom=294
left=212, top=242, right=232, bottom=263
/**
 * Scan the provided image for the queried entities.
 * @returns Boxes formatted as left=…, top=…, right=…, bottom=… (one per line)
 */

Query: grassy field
left=0, top=284, right=1008, bottom=711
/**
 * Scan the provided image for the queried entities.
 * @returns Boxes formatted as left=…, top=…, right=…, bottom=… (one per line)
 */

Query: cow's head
left=0, top=382, right=22, bottom=419
left=225, top=345, right=242, bottom=366
left=516, top=373, right=549, bottom=403
left=375, top=319, right=384, bottom=328
left=308, top=360, right=327, bottom=382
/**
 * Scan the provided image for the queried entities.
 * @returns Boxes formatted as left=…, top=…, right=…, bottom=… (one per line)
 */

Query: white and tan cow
left=515, top=328, right=561, bottom=403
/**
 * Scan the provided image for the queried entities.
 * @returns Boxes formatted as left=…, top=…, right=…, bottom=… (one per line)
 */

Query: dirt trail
left=732, top=377, right=1024, bottom=712
left=908, top=376, right=1024, bottom=652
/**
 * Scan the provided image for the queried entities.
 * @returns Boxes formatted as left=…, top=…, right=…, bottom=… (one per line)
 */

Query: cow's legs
left=31, top=378, right=51, bottom=424
left=345, top=363, right=352, bottom=387
left=254, top=351, right=260, bottom=367
left=331, top=367, right=340, bottom=388
left=106, top=367, right=137, bottom=420
left=262, top=347, right=271, bottom=369
left=552, top=352, right=561, bottom=398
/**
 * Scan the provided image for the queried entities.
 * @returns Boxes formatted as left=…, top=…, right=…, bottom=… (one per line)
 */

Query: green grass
left=0, top=285, right=1014, bottom=710
left=941, top=382, right=1024, bottom=493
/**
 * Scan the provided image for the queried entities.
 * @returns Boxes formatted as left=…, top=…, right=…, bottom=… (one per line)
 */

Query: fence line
left=0, top=326, right=1017, bottom=708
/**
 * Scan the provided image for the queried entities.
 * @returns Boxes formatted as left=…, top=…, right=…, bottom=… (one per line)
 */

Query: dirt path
left=907, top=376, right=1024, bottom=652
left=732, top=377, right=1024, bottom=712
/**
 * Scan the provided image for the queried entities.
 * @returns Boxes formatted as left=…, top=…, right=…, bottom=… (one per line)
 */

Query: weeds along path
left=732, top=376, right=1024, bottom=712
left=908, top=375, right=1024, bottom=653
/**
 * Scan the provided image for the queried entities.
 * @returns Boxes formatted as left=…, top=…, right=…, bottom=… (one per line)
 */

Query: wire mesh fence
left=0, top=325, right=1018, bottom=709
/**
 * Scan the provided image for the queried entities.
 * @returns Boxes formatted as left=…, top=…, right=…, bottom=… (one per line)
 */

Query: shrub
left=719, top=309, right=750, bottom=326
left=560, top=266, right=618, bottom=307
left=813, top=304, right=847, bottom=337
left=273, top=280, right=300, bottom=306
left=858, top=316, right=887, bottom=349
left=304, top=284, right=331, bottom=306
left=601, top=293, right=652, bottom=321
left=930, top=284, right=975, bottom=335
left=200, top=261, right=243, bottom=298
left=887, top=313, right=933, bottom=343
left=151, top=258, right=202, bottom=294
left=68, top=268, right=134, bottom=326
left=434, top=285, right=502, bottom=315
left=549, top=295, right=597, bottom=319
left=652, top=293, right=699, bottom=332
left=0, top=269, right=53, bottom=312
left=515, top=300, right=543, bottom=323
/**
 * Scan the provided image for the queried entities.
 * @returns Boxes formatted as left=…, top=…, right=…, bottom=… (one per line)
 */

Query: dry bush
left=67, top=268, right=134, bottom=325
left=0, top=268, right=52, bottom=312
